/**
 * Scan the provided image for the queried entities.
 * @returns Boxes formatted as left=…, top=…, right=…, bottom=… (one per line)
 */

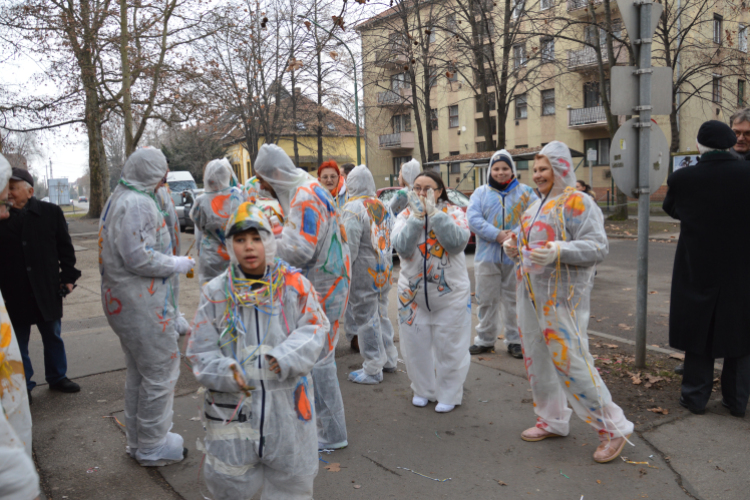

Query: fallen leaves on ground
left=604, top=343, right=619, bottom=349
left=649, top=290, right=659, bottom=295
left=668, top=352, right=685, bottom=360
left=647, top=407, right=669, bottom=415
left=643, top=374, right=665, bottom=388
left=629, top=371, right=642, bottom=385
left=618, top=323, right=632, bottom=331
left=497, top=480, right=508, bottom=486
left=325, top=463, right=341, bottom=472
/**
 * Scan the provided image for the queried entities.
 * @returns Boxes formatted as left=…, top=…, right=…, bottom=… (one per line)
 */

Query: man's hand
left=63, top=283, right=74, bottom=293
left=495, top=231, right=512, bottom=245
left=266, top=355, right=281, bottom=374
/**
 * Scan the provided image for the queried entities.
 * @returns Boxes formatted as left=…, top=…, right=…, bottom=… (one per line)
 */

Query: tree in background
left=159, top=125, right=228, bottom=182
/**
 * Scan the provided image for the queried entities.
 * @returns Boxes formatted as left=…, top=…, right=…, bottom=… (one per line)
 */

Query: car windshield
left=168, top=180, right=197, bottom=193
left=378, top=189, right=397, bottom=203
left=447, top=189, right=470, bottom=207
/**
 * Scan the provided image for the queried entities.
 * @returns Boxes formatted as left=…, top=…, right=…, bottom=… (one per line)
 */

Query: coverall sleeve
left=392, top=210, right=423, bottom=258
left=388, top=189, right=408, bottom=215
left=467, top=188, right=501, bottom=242
left=431, top=208, right=471, bottom=256
left=270, top=273, right=329, bottom=381
left=54, top=205, right=81, bottom=285
left=662, top=174, right=679, bottom=220
left=558, top=194, right=609, bottom=267
left=342, top=208, right=363, bottom=264
left=276, top=192, right=318, bottom=268
left=186, top=292, right=243, bottom=393
left=115, top=199, right=177, bottom=278
left=0, top=404, right=39, bottom=500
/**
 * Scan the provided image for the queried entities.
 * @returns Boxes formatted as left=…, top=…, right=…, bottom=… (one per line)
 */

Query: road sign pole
left=634, top=1, right=653, bottom=369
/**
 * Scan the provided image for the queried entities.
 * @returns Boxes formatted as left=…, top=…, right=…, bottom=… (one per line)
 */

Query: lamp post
left=298, top=15, right=361, bottom=165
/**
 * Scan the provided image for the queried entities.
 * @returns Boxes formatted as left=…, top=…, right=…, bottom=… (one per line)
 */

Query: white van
left=166, top=171, right=197, bottom=192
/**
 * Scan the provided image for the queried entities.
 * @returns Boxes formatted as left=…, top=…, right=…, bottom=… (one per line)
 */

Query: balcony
left=377, top=87, right=413, bottom=108
left=567, top=42, right=628, bottom=71
left=568, top=106, right=608, bottom=129
left=378, top=131, right=415, bottom=150
left=567, top=0, right=609, bottom=16
left=375, top=50, right=408, bottom=70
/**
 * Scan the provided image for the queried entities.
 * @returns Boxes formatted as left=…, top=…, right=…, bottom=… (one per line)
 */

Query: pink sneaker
left=521, top=426, right=563, bottom=442
left=593, top=435, right=630, bottom=463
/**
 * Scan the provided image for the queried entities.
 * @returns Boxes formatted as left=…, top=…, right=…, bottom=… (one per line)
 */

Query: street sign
left=616, top=0, right=663, bottom=52
left=610, top=117, right=670, bottom=196
left=587, top=149, right=597, bottom=162
left=610, top=66, right=673, bottom=116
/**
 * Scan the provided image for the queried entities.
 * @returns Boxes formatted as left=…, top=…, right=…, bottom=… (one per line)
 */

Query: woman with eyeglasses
left=392, top=170, right=472, bottom=414
left=503, top=141, right=633, bottom=464
left=317, top=160, right=347, bottom=209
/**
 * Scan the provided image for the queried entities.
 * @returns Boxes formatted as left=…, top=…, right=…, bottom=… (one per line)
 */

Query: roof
left=356, top=0, right=416, bottom=30
left=424, top=146, right=584, bottom=166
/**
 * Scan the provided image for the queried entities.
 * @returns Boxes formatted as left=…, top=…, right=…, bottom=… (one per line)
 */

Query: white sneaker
left=435, top=403, right=455, bottom=413
left=412, top=395, right=428, bottom=407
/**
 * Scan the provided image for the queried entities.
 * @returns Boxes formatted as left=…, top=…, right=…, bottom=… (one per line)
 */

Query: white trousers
left=205, top=462, right=315, bottom=500
left=473, top=261, right=519, bottom=347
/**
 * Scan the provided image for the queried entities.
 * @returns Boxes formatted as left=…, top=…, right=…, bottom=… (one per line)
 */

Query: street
left=25, top=224, right=748, bottom=500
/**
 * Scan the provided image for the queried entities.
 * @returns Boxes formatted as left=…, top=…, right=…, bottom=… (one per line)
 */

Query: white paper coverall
left=191, top=159, right=245, bottom=284
left=99, top=148, right=185, bottom=464
left=388, top=159, right=422, bottom=216
left=515, top=141, right=634, bottom=441
left=393, top=200, right=472, bottom=405
left=254, top=144, right=350, bottom=448
left=155, top=186, right=191, bottom=335
left=468, top=150, right=537, bottom=348
left=187, top=203, right=327, bottom=500
left=341, top=165, right=398, bottom=384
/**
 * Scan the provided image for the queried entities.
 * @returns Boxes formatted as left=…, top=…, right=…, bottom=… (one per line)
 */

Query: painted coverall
left=245, top=176, right=284, bottom=236
left=393, top=200, right=472, bottom=405
left=515, top=141, right=634, bottom=441
left=99, top=148, right=185, bottom=465
left=187, top=203, right=328, bottom=500
left=467, top=150, right=537, bottom=348
left=254, top=144, right=351, bottom=448
left=388, top=159, right=421, bottom=216
left=191, top=159, right=244, bottom=284
left=156, top=185, right=191, bottom=335
left=341, top=165, right=398, bottom=384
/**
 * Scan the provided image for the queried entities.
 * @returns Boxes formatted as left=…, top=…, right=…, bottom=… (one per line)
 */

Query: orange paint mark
left=211, top=194, right=232, bottom=218
left=565, top=193, right=586, bottom=217
left=217, top=244, right=230, bottom=261
left=294, top=383, right=312, bottom=421
left=147, top=279, right=156, bottom=296
left=0, top=322, right=11, bottom=348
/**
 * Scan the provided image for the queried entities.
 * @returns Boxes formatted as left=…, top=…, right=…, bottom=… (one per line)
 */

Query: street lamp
left=297, top=15, right=361, bottom=165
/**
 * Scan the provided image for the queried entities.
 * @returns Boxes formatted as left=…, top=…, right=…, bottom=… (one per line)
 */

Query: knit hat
left=697, top=120, right=737, bottom=150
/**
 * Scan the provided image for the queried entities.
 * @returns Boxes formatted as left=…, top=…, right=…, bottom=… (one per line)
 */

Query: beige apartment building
left=357, top=0, right=750, bottom=199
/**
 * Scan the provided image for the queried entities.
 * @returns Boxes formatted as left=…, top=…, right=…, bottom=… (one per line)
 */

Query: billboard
left=48, top=178, right=71, bottom=205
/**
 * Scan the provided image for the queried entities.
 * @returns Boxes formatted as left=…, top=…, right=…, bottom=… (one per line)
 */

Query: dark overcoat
left=0, top=196, right=81, bottom=326
left=663, top=151, right=750, bottom=358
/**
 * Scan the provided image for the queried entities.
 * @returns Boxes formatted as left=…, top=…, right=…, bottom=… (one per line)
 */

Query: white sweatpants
left=473, top=261, right=519, bottom=347
left=205, top=462, right=315, bottom=500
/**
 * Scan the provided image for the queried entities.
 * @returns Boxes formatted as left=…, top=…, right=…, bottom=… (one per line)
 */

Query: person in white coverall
left=187, top=202, right=328, bottom=499
left=467, top=150, right=537, bottom=359
left=190, top=159, right=245, bottom=284
left=504, top=141, right=634, bottom=463
left=393, top=170, right=472, bottom=414
left=99, top=147, right=194, bottom=466
left=342, top=165, right=398, bottom=384
left=388, top=159, right=421, bottom=216
left=254, top=144, right=351, bottom=449
left=0, top=153, right=40, bottom=500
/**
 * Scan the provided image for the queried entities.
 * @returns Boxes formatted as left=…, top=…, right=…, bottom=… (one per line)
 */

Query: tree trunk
left=496, top=0, right=512, bottom=149
left=119, top=0, right=135, bottom=157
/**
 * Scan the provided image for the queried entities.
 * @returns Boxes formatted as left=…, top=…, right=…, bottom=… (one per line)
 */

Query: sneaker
left=49, top=377, right=81, bottom=393
left=318, top=440, right=348, bottom=451
left=435, top=403, right=455, bottom=413
left=507, top=344, right=523, bottom=359
left=412, top=395, right=428, bottom=407
left=593, top=435, right=630, bottom=463
left=382, top=366, right=397, bottom=373
left=469, top=344, right=494, bottom=355
left=521, top=426, right=563, bottom=442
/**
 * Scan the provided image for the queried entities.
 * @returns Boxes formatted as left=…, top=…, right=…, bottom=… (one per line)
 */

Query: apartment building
left=358, top=0, right=750, bottom=198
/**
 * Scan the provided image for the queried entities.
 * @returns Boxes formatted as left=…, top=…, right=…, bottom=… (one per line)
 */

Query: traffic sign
left=616, top=0, right=663, bottom=52
left=610, top=66, right=673, bottom=116
left=587, top=149, right=597, bottom=162
left=609, top=117, right=670, bottom=196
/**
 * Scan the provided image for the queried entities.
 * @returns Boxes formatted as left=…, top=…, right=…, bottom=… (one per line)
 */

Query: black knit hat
left=697, top=120, right=737, bottom=150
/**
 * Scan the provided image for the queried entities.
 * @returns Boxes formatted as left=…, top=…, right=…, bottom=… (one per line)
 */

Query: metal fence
left=569, top=106, right=606, bottom=126
left=379, top=132, right=404, bottom=148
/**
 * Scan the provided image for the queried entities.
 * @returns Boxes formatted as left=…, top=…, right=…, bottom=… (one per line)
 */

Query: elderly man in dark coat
left=663, top=120, right=750, bottom=418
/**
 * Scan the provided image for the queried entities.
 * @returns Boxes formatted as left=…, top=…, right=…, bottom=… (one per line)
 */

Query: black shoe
left=469, top=344, right=495, bottom=355
left=679, top=396, right=705, bottom=415
left=508, top=344, right=523, bottom=359
left=49, top=377, right=81, bottom=393
left=721, top=399, right=746, bottom=418
left=27, top=390, right=32, bottom=406
left=674, top=363, right=684, bottom=375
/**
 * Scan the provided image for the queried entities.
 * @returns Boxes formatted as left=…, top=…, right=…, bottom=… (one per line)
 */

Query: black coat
left=0, top=197, right=81, bottom=326
left=663, top=151, right=750, bottom=358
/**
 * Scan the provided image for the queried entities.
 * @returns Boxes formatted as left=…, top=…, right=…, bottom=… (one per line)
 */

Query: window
left=739, top=80, right=746, bottom=107
left=447, top=14, right=457, bottom=31
left=430, top=108, right=439, bottom=130
left=327, top=123, right=336, bottom=131
left=540, top=0, right=552, bottom=10
left=427, top=26, right=436, bottom=45
left=447, top=63, right=458, bottom=82
left=585, top=25, right=598, bottom=45
left=513, top=44, right=527, bottom=69
left=476, top=118, right=497, bottom=137
left=389, top=32, right=406, bottom=50
left=541, top=37, right=555, bottom=62
left=714, top=14, right=723, bottom=44
left=393, top=113, right=411, bottom=133
left=393, top=156, right=412, bottom=175
left=449, top=105, right=459, bottom=128
left=475, top=67, right=494, bottom=85
left=429, top=66, right=438, bottom=87
left=583, top=80, right=610, bottom=107
left=516, top=160, right=529, bottom=170
left=712, top=76, right=722, bottom=103
left=512, top=0, right=525, bottom=18
left=450, top=162, right=461, bottom=174
left=475, top=93, right=496, bottom=112
left=391, top=72, right=408, bottom=91
left=476, top=141, right=488, bottom=152
left=740, top=24, right=748, bottom=52
left=479, top=20, right=495, bottom=41
left=428, top=153, right=441, bottom=162
left=542, top=89, right=555, bottom=115
left=584, top=138, right=611, bottom=165
left=296, top=122, right=306, bottom=130
left=515, top=93, right=528, bottom=119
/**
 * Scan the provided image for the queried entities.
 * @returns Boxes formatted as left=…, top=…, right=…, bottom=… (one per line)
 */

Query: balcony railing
left=567, top=0, right=603, bottom=11
left=567, top=42, right=627, bottom=70
left=568, top=106, right=607, bottom=127
left=375, top=50, right=407, bottom=69
left=377, top=88, right=412, bottom=107
left=378, top=131, right=415, bottom=149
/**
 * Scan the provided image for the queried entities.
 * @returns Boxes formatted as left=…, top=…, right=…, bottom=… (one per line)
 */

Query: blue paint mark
left=303, top=207, right=318, bottom=236
left=312, top=185, right=335, bottom=214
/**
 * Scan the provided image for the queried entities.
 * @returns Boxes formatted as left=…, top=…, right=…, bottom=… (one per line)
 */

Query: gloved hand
left=407, top=190, right=425, bottom=219
left=173, top=256, right=195, bottom=274
left=424, top=188, right=437, bottom=216
left=530, top=241, right=560, bottom=266
left=503, top=234, right=519, bottom=259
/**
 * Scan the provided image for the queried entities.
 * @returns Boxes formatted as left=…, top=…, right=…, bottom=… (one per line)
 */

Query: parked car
left=376, top=187, right=475, bottom=246
left=167, top=171, right=198, bottom=193
left=171, top=189, right=204, bottom=232
left=78, top=196, right=88, bottom=202
left=41, top=196, right=50, bottom=202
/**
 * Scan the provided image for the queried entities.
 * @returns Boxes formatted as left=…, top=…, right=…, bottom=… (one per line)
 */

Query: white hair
left=696, top=142, right=725, bottom=155
left=17, top=181, right=33, bottom=191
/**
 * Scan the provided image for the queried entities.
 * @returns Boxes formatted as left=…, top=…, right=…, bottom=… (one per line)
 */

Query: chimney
left=294, top=88, right=301, bottom=96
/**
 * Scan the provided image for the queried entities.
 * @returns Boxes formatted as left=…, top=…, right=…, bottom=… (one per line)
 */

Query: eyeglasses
left=733, top=129, right=750, bottom=139
left=412, top=186, right=440, bottom=194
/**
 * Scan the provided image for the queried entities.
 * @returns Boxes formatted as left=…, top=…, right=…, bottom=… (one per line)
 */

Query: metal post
left=588, top=159, right=593, bottom=191
left=634, top=1, right=653, bottom=369
left=300, top=17, right=361, bottom=165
